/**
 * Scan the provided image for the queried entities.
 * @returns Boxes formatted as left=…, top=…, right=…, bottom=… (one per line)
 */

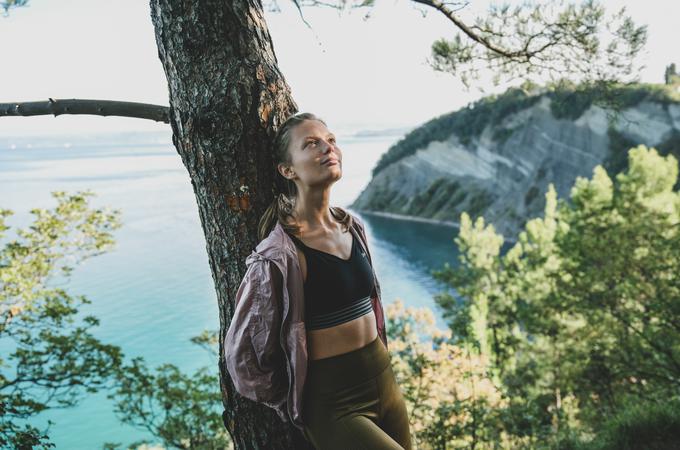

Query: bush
left=548, top=80, right=680, bottom=120
left=574, top=399, right=680, bottom=450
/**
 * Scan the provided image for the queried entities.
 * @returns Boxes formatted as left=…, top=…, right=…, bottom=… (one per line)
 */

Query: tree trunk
left=149, top=1, right=311, bottom=448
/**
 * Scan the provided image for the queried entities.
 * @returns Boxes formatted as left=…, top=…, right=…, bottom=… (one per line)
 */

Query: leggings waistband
left=305, top=335, right=390, bottom=392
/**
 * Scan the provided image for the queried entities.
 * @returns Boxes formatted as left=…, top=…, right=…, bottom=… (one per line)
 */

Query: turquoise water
left=1, top=130, right=462, bottom=449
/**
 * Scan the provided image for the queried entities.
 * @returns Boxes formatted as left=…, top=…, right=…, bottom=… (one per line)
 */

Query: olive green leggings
left=301, top=335, right=413, bottom=450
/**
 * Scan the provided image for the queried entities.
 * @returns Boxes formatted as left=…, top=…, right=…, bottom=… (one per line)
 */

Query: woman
left=224, top=112, right=412, bottom=450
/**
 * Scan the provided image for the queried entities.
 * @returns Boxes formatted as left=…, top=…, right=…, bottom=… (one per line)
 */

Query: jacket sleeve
left=224, top=257, right=288, bottom=415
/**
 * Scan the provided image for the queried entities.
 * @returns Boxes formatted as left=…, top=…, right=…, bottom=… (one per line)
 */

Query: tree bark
left=149, top=1, right=309, bottom=449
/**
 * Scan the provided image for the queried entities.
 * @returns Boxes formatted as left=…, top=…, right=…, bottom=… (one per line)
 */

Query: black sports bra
left=287, top=230, right=375, bottom=330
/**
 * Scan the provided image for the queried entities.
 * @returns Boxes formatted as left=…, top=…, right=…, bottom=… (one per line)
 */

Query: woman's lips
left=322, top=158, right=339, bottom=166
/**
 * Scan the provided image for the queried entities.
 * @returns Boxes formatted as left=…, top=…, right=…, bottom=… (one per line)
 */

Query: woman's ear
left=277, top=163, right=294, bottom=180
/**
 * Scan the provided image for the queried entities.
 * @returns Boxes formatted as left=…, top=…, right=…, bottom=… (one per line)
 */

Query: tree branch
left=0, top=98, right=170, bottom=123
left=411, top=0, right=527, bottom=60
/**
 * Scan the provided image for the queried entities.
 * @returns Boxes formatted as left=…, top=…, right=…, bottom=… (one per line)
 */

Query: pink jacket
left=224, top=212, right=387, bottom=432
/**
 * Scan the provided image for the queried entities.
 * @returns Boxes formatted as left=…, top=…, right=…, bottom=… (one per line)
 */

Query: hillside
left=350, top=82, right=680, bottom=239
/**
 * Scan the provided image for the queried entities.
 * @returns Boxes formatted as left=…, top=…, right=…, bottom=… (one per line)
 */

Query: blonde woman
left=225, top=112, right=412, bottom=449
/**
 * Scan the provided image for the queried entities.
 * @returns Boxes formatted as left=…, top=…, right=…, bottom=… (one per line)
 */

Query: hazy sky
left=1, top=0, right=678, bottom=136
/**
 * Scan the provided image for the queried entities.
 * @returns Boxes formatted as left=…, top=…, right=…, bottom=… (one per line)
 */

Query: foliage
left=428, top=0, right=646, bottom=90
left=603, top=126, right=639, bottom=182
left=432, top=145, right=680, bottom=445
left=605, top=126, right=680, bottom=194
left=386, top=298, right=587, bottom=449
left=547, top=79, right=680, bottom=120
left=0, top=191, right=124, bottom=449
left=104, top=330, right=232, bottom=450
left=573, top=398, right=680, bottom=450
left=386, top=299, right=511, bottom=450
left=293, top=0, right=646, bottom=91
left=664, top=63, right=679, bottom=85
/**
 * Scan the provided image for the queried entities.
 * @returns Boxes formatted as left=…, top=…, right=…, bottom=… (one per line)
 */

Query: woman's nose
left=320, top=140, right=334, bottom=153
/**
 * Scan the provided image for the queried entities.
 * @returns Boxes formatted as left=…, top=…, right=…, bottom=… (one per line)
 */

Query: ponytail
left=258, top=192, right=298, bottom=241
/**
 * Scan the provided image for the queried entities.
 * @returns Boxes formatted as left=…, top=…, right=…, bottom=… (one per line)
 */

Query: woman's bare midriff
left=307, top=311, right=378, bottom=360
left=288, top=225, right=380, bottom=360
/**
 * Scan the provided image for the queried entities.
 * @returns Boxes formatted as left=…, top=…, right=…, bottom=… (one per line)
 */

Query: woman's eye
left=307, top=140, right=317, bottom=147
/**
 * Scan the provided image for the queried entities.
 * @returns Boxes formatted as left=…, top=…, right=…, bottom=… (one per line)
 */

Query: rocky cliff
left=350, top=83, right=680, bottom=240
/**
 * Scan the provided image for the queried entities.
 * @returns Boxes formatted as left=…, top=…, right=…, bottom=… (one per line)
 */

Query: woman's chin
left=325, top=165, right=341, bottom=176
left=310, top=166, right=342, bottom=187
left=323, top=172, right=342, bottom=185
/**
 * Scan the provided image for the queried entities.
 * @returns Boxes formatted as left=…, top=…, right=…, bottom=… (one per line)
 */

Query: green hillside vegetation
left=372, top=81, right=680, bottom=178
left=547, top=80, right=680, bottom=120
left=367, top=145, right=680, bottom=450
left=606, top=127, right=680, bottom=191
left=564, top=399, right=680, bottom=450
left=426, top=145, right=680, bottom=449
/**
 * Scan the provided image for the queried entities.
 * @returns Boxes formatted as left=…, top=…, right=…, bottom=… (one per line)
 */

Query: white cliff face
left=612, top=101, right=676, bottom=145
left=412, top=138, right=501, bottom=181
left=351, top=95, right=680, bottom=240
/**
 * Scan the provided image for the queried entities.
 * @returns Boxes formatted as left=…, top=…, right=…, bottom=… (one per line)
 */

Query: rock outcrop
left=350, top=84, right=680, bottom=240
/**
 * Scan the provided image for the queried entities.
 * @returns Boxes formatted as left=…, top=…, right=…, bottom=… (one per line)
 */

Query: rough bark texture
left=149, top=1, right=311, bottom=448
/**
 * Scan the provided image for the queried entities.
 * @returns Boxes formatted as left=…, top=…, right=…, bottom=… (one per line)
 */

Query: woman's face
left=280, top=119, right=342, bottom=189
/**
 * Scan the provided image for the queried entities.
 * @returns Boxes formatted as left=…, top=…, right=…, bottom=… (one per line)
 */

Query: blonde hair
left=258, top=112, right=353, bottom=241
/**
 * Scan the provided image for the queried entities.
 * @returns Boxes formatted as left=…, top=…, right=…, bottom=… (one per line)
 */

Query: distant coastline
left=355, top=209, right=519, bottom=244
left=356, top=209, right=461, bottom=229
left=351, top=126, right=414, bottom=138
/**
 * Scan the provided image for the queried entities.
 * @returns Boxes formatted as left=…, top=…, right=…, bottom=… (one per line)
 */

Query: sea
left=1, top=128, right=470, bottom=449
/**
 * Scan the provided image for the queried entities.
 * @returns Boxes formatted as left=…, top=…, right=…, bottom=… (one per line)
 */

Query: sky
left=0, top=0, right=679, bottom=137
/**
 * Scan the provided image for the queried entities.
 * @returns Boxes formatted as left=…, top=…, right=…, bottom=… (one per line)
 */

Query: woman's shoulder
left=330, top=206, right=363, bottom=231
left=253, top=221, right=293, bottom=261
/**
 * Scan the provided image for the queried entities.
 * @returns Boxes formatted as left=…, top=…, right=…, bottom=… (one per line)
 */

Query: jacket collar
left=245, top=220, right=292, bottom=266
